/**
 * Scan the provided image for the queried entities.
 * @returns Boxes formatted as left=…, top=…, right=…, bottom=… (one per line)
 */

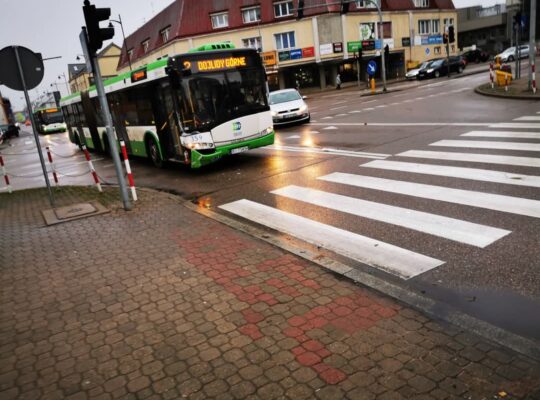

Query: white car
left=405, top=61, right=430, bottom=80
left=269, top=89, right=310, bottom=125
left=497, top=45, right=530, bottom=63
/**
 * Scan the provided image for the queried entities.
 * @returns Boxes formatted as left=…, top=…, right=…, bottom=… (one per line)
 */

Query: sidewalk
left=476, top=77, right=540, bottom=100
left=1, top=187, right=539, bottom=399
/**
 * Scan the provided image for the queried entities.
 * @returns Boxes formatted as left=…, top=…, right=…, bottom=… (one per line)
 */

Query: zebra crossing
left=219, top=114, right=540, bottom=280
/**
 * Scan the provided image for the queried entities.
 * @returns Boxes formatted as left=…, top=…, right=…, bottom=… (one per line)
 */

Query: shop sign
left=361, top=40, right=375, bottom=51
left=428, top=35, right=443, bottom=45
left=278, top=51, right=290, bottom=62
left=333, top=42, right=343, bottom=53
left=302, top=47, right=315, bottom=58
left=402, top=37, right=411, bottom=47
left=421, top=36, right=429, bottom=45
left=261, top=51, right=277, bottom=66
left=319, top=43, right=333, bottom=55
left=414, top=36, right=422, bottom=46
left=375, top=39, right=382, bottom=50
left=383, top=38, right=395, bottom=49
left=347, top=41, right=362, bottom=52
left=290, top=49, right=303, bottom=60
left=359, top=23, right=376, bottom=40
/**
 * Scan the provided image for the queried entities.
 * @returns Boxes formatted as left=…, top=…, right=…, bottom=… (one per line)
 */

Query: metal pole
left=515, top=24, right=520, bottom=80
left=376, top=2, right=387, bottom=92
left=90, top=50, right=132, bottom=211
left=529, top=0, right=537, bottom=91
left=13, top=46, right=55, bottom=207
left=60, top=72, right=70, bottom=94
left=119, top=15, right=132, bottom=72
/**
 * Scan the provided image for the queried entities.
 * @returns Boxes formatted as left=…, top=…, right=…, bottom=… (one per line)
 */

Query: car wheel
left=434, top=70, right=440, bottom=78
left=508, top=56, right=514, bottom=62
left=147, top=137, right=163, bottom=168
left=458, top=66, right=464, bottom=73
left=306, top=115, right=311, bottom=124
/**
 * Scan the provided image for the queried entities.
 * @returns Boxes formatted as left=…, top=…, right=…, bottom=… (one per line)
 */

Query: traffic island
left=475, top=78, right=540, bottom=100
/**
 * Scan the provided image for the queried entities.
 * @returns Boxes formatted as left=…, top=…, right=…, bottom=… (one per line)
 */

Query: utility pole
left=529, top=0, right=537, bottom=91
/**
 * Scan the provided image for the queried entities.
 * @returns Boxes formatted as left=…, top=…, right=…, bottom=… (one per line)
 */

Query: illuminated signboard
left=131, top=68, right=147, bottom=83
left=45, top=108, right=59, bottom=113
left=196, top=56, right=247, bottom=72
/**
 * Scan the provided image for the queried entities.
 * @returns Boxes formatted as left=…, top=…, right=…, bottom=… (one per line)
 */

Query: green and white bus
left=34, top=107, right=67, bottom=134
left=59, top=44, right=274, bottom=168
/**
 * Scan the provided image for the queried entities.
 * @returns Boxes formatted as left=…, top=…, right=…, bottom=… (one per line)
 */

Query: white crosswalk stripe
left=272, top=185, right=510, bottom=248
left=430, top=140, right=540, bottom=152
left=361, top=160, right=540, bottom=188
left=264, top=145, right=389, bottom=159
left=219, top=199, right=445, bottom=279
left=319, top=173, right=540, bottom=218
left=514, top=116, right=540, bottom=121
left=461, top=131, right=540, bottom=139
left=398, top=150, right=540, bottom=168
left=490, top=123, right=540, bottom=129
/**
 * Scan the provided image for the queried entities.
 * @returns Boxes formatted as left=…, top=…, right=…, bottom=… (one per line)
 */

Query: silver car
left=497, top=45, right=530, bottom=62
left=269, top=89, right=310, bottom=125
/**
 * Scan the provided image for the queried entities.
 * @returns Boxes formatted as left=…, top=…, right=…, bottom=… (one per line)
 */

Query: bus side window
left=134, top=86, right=154, bottom=126
left=120, top=91, right=138, bottom=126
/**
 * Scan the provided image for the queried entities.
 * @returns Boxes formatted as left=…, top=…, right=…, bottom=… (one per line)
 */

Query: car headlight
left=271, top=110, right=277, bottom=117
left=427, top=69, right=434, bottom=73
left=299, top=104, right=308, bottom=113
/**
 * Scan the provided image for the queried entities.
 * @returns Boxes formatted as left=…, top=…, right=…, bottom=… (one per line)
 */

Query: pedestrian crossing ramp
left=219, top=120, right=540, bottom=281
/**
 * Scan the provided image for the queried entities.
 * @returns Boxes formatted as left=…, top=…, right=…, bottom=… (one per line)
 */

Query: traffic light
left=513, top=11, right=522, bottom=30
left=340, top=0, right=350, bottom=15
left=297, top=0, right=305, bottom=20
left=448, top=26, right=455, bottom=43
left=83, top=0, right=115, bottom=53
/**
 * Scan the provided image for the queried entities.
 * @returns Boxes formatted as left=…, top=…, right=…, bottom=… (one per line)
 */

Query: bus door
left=81, top=91, right=103, bottom=152
left=153, top=81, right=182, bottom=160
left=108, top=93, right=132, bottom=154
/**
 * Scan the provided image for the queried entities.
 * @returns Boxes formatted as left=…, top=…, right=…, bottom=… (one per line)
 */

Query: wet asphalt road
left=2, top=69, right=539, bottom=343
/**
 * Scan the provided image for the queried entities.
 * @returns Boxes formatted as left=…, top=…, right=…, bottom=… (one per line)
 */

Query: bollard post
left=82, top=144, right=102, bottom=192
left=490, top=63, right=494, bottom=89
left=533, top=62, right=537, bottom=94
left=46, top=146, right=59, bottom=186
left=119, top=140, right=137, bottom=201
left=0, top=154, right=12, bottom=194
left=370, top=77, right=376, bottom=94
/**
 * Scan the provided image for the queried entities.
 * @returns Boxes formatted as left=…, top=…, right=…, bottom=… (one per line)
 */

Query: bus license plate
left=231, top=146, right=248, bottom=155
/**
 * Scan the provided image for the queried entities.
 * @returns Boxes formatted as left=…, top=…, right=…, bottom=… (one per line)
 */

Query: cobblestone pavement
left=1, top=187, right=540, bottom=400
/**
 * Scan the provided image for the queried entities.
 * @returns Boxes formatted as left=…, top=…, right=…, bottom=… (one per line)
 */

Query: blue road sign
left=367, top=60, right=377, bottom=75
left=425, top=47, right=430, bottom=55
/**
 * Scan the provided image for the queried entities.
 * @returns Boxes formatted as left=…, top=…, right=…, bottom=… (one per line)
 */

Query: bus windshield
left=179, top=68, right=268, bottom=132
left=40, top=110, right=64, bottom=124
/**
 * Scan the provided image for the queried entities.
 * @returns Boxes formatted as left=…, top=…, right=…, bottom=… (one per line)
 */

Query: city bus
left=59, top=44, right=274, bottom=169
left=33, top=107, right=67, bottom=134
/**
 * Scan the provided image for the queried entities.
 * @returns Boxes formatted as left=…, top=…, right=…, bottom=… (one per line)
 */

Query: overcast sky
left=1, top=0, right=504, bottom=111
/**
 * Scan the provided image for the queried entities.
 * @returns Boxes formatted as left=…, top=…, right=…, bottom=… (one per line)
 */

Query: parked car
left=462, top=48, right=490, bottom=64
left=496, top=45, right=530, bottom=63
left=417, top=56, right=465, bottom=79
left=406, top=61, right=432, bottom=80
left=0, top=123, right=20, bottom=140
left=269, top=89, right=310, bottom=125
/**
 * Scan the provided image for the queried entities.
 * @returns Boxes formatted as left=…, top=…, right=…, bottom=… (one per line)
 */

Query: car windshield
left=418, top=62, right=429, bottom=69
left=503, top=47, right=515, bottom=54
left=430, top=60, right=444, bottom=67
left=269, top=91, right=301, bottom=105
left=178, top=69, right=268, bottom=132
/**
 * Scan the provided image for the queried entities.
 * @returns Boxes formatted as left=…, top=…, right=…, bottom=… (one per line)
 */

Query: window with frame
left=443, top=18, right=454, bottom=27
left=141, top=40, right=150, bottom=54
left=434, top=46, right=441, bottom=54
left=211, top=12, right=229, bottom=29
left=243, top=37, right=262, bottom=50
left=274, top=1, right=293, bottom=18
left=418, top=20, right=430, bottom=35
left=160, top=26, right=171, bottom=43
left=414, top=0, right=429, bottom=7
left=431, top=19, right=440, bottom=34
left=127, top=48, right=134, bottom=60
left=355, top=0, right=376, bottom=8
left=242, top=6, right=261, bottom=23
left=274, top=31, right=295, bottom=50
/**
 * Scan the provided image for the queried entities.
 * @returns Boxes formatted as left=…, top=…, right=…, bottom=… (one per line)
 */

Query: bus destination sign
left=131, top=68, right=147, bottom=83
left=196, top=56, right=247, bottom=72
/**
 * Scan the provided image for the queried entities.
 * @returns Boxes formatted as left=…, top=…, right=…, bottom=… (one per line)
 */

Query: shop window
left=274, top=1, right=293, bottom=18
left=431, top=20, right=440, bottom=34
left=242, top=6, right=261, bottom=23
left=418, top=20, right=430, bottom=35
left=275, top=31, right=295, bottom=50
left=211, top=12, right=229, bottom=29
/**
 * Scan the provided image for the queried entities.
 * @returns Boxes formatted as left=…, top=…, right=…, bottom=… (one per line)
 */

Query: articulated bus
left=33, top=107, right=67, bottom=134
left=59, top=44, right=274, bottom=168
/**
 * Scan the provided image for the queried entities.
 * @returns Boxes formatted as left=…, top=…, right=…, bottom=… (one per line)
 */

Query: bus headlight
left=187, top=142, right=215, bottom=150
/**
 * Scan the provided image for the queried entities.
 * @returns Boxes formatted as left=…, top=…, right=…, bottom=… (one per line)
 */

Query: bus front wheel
left=147, top=138, right=163, bottom=168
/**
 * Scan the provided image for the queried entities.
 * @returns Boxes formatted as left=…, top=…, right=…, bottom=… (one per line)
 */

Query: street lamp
left=58, top=72, right=70, bottom=94
left=109, top=14, right=132, bottom=71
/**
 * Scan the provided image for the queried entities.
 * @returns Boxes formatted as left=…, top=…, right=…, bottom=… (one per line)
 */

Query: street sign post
left=367, top=60, right=377, bottom=76
left=0, top=45, right=54, bottom=206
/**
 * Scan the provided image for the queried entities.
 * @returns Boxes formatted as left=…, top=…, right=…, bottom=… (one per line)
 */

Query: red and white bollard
left=45, top=146, right=59, bottom=186
left=0, top=154, right=12, bottom=194
left=82, top=144, right=102, bottom=192
left=120, top=140, right=137, bottom=201
left=489, top=63, right=494, bottom=89
left=533, top=62, right=537, bottom=95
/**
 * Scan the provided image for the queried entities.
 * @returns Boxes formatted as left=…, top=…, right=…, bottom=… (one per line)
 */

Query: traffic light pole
left=529, top=0, right=537, bottom=91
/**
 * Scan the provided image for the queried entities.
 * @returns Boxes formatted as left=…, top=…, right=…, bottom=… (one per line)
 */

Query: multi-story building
left=68, top=43, right=122, bottom=94
left=117, top=0, right=457, bottom=90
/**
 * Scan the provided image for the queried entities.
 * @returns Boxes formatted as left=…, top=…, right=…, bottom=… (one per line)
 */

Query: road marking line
left=490, top=123, right=540, bottom=129
left=362, top=159, right=540, bottom=188
left=319, top=173, right=540, bottom=218
left=330, top=105, right=347, bottom=110
left=272, top=185, right=509, bottom=248
left=363, top=99, right=377, bottom=104
left=391, top=93, right=408, bottom=97
left=323, top=126, right=338, bottom=130
left=514, top=116, right=540, bottom=121
left=322, top=116, right=333, bottom=120
left=219, top=199, right=444, bottom=279
left=364, top=107, right=375, bottom=111
left=310, top=122, right=492, bottom=127
left=461, top=130, right=540, bottom=139
left=335, top=113, right=348, bottom=117
left=430, top=140, right=540, bottom=152
left=375, top=105, right=387, bottom=108
left=265, top=145, right=389, bottom=159
left=398, top=150, right=540, bottom=168
left=284, top=135, right=301, bottom=140
left=349, top=110, right=362, bottom=113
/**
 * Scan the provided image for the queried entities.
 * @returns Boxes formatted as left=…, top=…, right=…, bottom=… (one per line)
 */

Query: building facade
left=117, top=0, right=457, bottom=90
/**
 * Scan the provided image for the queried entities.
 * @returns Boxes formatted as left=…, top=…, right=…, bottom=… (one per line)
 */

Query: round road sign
left=0, top=46, right=44, bottom=91
left=367, top=60, right=377, bottom=76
